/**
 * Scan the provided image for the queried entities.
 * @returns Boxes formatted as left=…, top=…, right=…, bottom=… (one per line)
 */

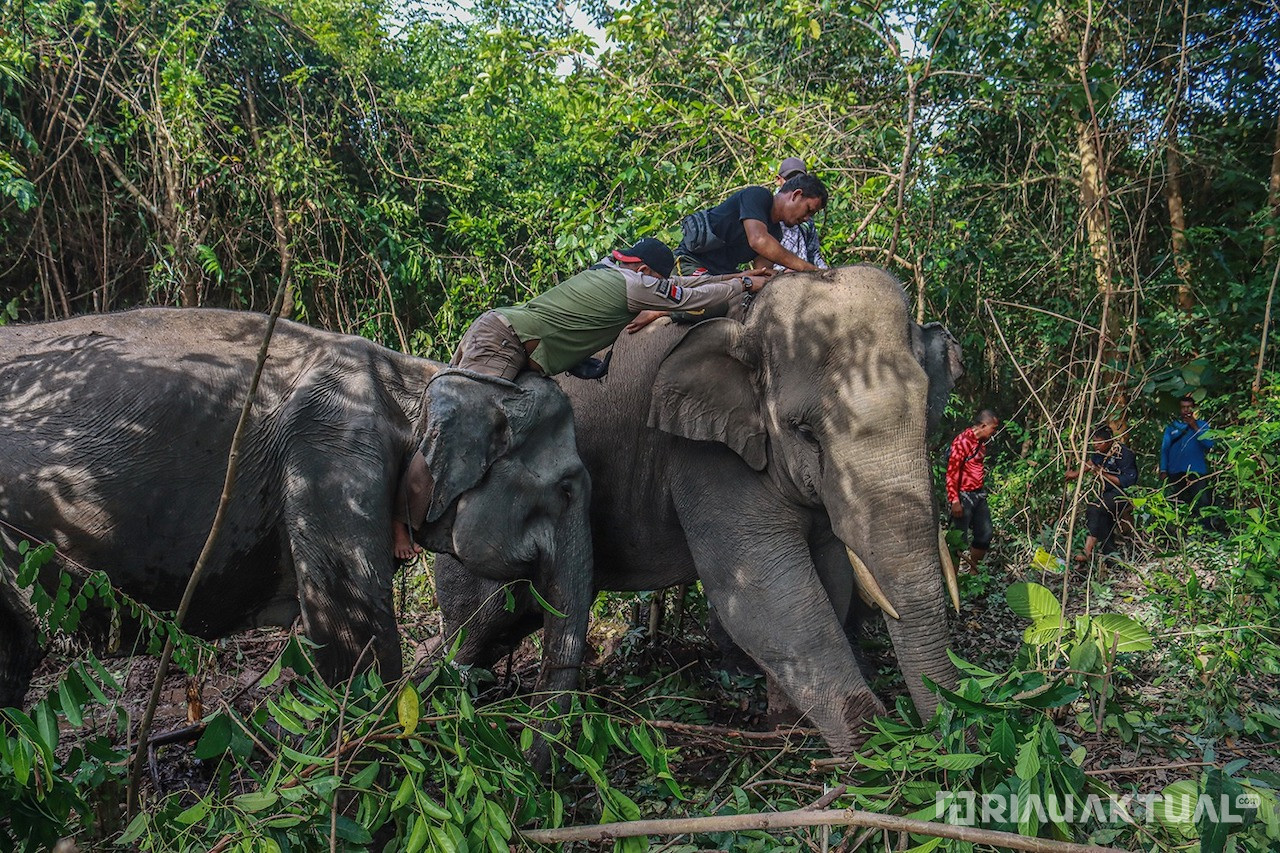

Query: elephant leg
left=673, top=478, right=884, bottom=754
left=808, top=519, right=856, bottom=629
left=283, top=495, right=402, bottom=684
left=0, top=568, right=41, bottom=708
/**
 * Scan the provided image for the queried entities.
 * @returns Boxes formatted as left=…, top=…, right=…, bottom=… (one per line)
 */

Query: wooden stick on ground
left=519, top=806, right=1131, bottom=852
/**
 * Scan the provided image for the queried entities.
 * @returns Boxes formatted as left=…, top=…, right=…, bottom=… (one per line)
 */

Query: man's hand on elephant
left=626, top=310, right=667, bottom=333
left=743, top=275, right=767, bottom=294
left=950, top=500, right=963, bottom=517
left=744, top=267, right=775, bottom=279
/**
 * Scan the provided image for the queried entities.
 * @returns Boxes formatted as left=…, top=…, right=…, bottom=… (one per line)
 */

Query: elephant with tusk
left=434, top=266, right=964, bottom=755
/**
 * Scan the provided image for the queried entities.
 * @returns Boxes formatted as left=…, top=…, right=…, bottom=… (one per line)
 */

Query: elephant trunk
left=827, top=446, right=958, bottom=723
left=880, top=562, right=959, bottom=720
left=535, top=473, right=593, bottom=701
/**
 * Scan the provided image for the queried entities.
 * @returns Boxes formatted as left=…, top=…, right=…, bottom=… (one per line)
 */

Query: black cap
left=612, top=237, right=676, bottom=278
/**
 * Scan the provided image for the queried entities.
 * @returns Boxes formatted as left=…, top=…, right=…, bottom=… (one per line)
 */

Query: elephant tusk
left=938, top=528, right=961, bottom=613
left=846, top=547, right=900, bottom=620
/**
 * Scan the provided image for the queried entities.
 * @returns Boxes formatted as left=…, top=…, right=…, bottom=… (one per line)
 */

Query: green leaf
left=1091, top=614, right=1153, bottom=652
left=334, top=815, right=373, bottom=844
left=194, top=713, right=233, bottom=759
left=1154, top=780, right=1199, bottom=835
left=989, top=719, right=1017, bottom=763
left=934, top=752, right=989, bottom=771
left=34, top=701, right=58, bottom=754
left=627, top=725, right=656, bottom=762
left=117, top=811, right=149, bottom=845
left=416, top=791, right=451, bottom=820
left=397, top=683, right=421, bottom=736
left=258, top=654, right=284, bottom=689
left=405, top=816, right=431, bottom=853
left=1019, top=682, right=1081, bottom=709
left=1006, top=582, right=1061, bottom=621
left=393, top=774, right=416, bottom=809
left=233, top=790, right=279, bottom=812
left=349, top=760, right=380, bottom=789
left=175, top=797, right=210, bottom=825
left=1023, top=616, right=1067, bottom=646
left=525, top=582, right=568, bottom=618
left=1068, top=639, right=1100, bottom=673
left=58, top=677, right=84, bottom=728
left=1015, top=729, right=1042, bottom=781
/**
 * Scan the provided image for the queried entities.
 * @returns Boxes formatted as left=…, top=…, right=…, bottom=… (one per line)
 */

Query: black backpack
left=680, top=209, right=726, bottom=255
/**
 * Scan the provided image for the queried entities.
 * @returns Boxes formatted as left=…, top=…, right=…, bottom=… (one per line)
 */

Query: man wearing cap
left=625, top=170, right=828, bottom=332
left=774, top=157, right=828, bottom=271
left=392, top=237, right=768, bottom=559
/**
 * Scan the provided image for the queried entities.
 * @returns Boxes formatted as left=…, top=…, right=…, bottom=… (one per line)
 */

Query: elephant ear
left=647, top=317, right=767, bottom=471
left=911, top=322, right=965, bottom=435
left=421, top=369, right=528, bottom=522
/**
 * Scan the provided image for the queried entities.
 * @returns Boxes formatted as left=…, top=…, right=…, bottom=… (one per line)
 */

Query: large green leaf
left=1006, top=582, right=1061, bottom=621
left=1091, top=614, right=1153, bottom=653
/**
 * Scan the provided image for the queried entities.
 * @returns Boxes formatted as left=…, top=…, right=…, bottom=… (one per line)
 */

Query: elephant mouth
left=844, top=537, right=961, bottom=620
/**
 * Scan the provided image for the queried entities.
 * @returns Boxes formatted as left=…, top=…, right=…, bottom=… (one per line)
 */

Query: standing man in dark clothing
left=945, top=409, right=999, bottom=570
left=1066, top=424, right=1139, bottom=563
left=1159, top=395, right=1217, bottom=523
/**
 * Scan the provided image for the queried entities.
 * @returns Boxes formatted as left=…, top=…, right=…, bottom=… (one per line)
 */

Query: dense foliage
left=1, top=0, right=1278, bottom=848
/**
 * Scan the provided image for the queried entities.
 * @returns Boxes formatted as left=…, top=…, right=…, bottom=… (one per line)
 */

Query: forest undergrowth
left=4, top=387, right=1279, bottom=852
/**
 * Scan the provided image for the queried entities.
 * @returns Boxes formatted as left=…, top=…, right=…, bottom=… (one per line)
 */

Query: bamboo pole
left=520, top=806, right=1131, bottom=851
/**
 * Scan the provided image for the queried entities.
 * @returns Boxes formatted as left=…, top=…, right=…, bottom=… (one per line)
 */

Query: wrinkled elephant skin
left=0, top=308, right=592, bottom=708
left=435, top=266, right=962, bottom=755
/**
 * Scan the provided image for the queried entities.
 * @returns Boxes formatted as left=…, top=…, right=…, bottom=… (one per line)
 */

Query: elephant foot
left=835, top=691, right=887, bottom=753
left=765, top=677, right=806, bottom=730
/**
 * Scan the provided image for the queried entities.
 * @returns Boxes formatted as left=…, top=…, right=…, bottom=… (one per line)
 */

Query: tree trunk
left=1166, top=129, right=1194, bottom=311
left=1265, top=107, right=1280, bottom=260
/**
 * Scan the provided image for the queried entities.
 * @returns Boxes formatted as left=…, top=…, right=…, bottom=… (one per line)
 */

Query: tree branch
left=519, top=806, right=1129, bottom=852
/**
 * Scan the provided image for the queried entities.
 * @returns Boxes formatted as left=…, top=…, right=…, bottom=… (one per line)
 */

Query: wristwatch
left=740, top=276, right=753, bottom=293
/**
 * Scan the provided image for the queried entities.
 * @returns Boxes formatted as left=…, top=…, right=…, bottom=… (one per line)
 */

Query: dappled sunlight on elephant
left=0, top=309, right=592, bottom=709
left=435, top=266, right=964, bottom=755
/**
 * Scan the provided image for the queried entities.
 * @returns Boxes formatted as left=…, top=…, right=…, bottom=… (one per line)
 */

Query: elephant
left=434, top=265, right=964, bottom=754
left=0, top=308, right=592, bottom=710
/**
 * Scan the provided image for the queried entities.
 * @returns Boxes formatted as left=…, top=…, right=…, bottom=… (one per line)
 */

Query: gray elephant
left=0, top=308, right=591, bottom=709
left=435, top=266, right=963, bottom=754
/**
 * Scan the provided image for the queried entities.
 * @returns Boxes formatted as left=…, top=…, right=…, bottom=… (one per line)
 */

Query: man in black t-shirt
left=624, top=173, right=829, bottom=332
left=675, top=173, right=829, bottom=275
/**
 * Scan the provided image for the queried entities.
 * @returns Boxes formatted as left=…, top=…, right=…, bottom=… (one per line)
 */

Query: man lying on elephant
left=392, top=237, right=770, bottom=559
left=626, top=172, right=828, bottom=332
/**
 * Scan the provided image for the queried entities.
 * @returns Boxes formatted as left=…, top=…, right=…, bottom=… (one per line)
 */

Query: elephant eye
left=559, top=477, right=577, bottom=501
left=790, top=419, right=820, bottom=447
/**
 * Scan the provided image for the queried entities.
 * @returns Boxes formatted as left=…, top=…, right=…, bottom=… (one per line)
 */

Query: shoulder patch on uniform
left=652, top=278, right=683, bottom=303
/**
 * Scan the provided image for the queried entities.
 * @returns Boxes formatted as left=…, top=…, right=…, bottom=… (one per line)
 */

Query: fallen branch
left=1084, top=761, right=1213, bottom=777
left=519, top=806, right=1129, bottom=852
left=802, top=784, right=848, bottom=811
left=650, top=719, right=821, bottom=741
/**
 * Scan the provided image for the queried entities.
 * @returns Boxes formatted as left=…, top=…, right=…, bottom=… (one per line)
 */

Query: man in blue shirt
left=1160, top=395, right=1219, bottom=527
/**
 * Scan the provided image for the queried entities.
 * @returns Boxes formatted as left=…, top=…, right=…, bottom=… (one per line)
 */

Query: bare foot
left=393, top=521, right=423, bottom=562
left=1073, top=552, right=1089, bottom=564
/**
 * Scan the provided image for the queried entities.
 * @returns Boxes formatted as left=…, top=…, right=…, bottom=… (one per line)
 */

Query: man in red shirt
left=945, top=409, right=1000, bottom=569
